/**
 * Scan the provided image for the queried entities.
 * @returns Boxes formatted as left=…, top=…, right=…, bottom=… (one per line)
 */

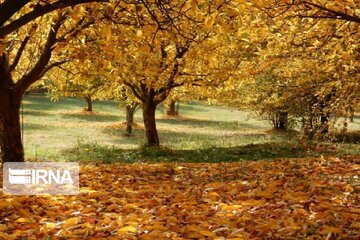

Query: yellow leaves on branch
left=0, top=156, right=359, bottom=239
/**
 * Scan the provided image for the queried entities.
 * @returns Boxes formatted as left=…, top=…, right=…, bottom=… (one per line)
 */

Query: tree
left=0, top=1, right=119, bottom=162
left=95, top=0, right=242, bottom=146
left=44, top=69, right=110, bottom=112
left=114, top=86, right=141, bottom=136
left=210, top=0, right=359, bottom=140
left=165, top=98, right=179, bottom=116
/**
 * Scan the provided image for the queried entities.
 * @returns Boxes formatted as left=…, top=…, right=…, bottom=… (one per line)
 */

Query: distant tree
left=91, top=0, right=242, bottom=146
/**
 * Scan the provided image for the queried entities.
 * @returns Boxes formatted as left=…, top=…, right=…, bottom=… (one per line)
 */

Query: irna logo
left=8, top=168, right=73, bottom=185
left=3, top=162, right=79, bottom=195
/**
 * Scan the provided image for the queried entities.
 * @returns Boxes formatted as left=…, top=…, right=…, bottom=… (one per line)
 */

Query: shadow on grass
left=335, top=131, right=360, bottom=144
left=351, top=114, right=360, bottom=121
left=23, top=95, right=86, bottom=111
left=60, top=112, right=121, bottom=122
left=24, top=110, right=53, bottom=117
left=24, top=123, right=53, bottom=131
left=101, top=123, right=274, bottom=149
left=24, top=95, right=120, bottom=113
left=62, top=142, right=311, bottom=163
left=169, top=102, right=208, bottom=113
left=157, top=117, right=267, bottom=130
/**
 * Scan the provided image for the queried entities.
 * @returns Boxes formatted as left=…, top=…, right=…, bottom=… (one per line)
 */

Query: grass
left=22, top=94, right=360, bottom=162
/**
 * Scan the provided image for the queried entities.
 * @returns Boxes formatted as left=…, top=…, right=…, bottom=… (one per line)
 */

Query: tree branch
left=124, top=81, right=145, bottom=102
left=7, top=35, right=30, bottom=73
left=14, top=14, right=65, bottom=96
left=56, top=17, right=96, bottom=43
left=38, top=59, right=69, bottom=80
left=301, top=1, right=360, bottom=24
left=0, top=0, right=29, bottom=27
left=0, top=0, right=108, bottom=38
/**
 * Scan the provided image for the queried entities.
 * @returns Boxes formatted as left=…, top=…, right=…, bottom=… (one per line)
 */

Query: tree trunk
left=142, top=100, right=159, bottom=146
left=176, top=101, right=180, bottom=114
left=278, top=111, right=288, bottom=130
left=125, top=105, right=135, bottom=136
left=84, top=95, right=92, bottom=112
left=0, top=54, right=24, bottom=162
left=273, top=110, right=288, bottom=130
left=166, top=100, right=178, bottom=116
left=349, top=107, right=354, bottom=122
left=320, top=114, right=329, bottom=134
left=319, top=101, right=329, bottom=135
left=0, top=104, right=24, bottom=162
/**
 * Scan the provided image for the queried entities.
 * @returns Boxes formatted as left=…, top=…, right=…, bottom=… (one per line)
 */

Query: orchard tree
left=165, top=97, right=180, bottom=116
left=97, top=0, right=242, bottom=146
left=44, top=62, right=111, bottom=112
left=115, top=86, right=141, bottom=136
left=213, top=0, right=359, bottom=138
left=252, top=0, right=359, bottom=106
left=0, top=1, right=121, bottom=162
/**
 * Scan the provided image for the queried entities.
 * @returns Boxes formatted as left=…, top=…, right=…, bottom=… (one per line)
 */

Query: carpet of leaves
left=0, top=156, right=359, bottom=239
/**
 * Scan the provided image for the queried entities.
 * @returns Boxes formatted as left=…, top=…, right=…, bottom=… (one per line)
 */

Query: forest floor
left=0, top=157, right=359, bottom=239
left=0, top=95, right=359, bottom=239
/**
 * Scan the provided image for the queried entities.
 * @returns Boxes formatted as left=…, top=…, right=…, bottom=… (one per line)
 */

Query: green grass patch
left=22, top=95, right=360, bottom=162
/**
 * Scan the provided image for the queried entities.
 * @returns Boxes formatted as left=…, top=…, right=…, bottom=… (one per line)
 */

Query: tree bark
left=349, top=106, right=354, bottom=122
left=319, top=100, right=329, bottom=135
left=142, top=99, right=159, bottom=146
left=273, top=110, right=288, bottom=130
left=320, top=114, right=329, bottom=134
left=84, top=95, right=92, bottom=112
left=0, top=103, right=24, bottom=162
left=125, top=104, right=135, bottom=136
left=166, top=100, right=178, bottom=116
left=277, top=111, right=288, bottom=130
left=0, top=55, right=24, bottom=162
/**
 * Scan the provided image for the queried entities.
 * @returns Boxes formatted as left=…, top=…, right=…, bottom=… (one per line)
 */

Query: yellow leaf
left=200, top=230, right=216, bottom=237
left=148, top=224, right=167, bottom=231
left=319, top=226, right=342, bottom=234
left=222, top=204, right=242, bottom=211
left=63, top=217, right=80, bottom=227
left=136, top=30, right=143, bottom=37
left=0, top=201, right=11, bottom=209
left=0, top=232, right=13, bottom=240
left=350, top=222, right=360, bottom=229
left=187, top=232, right=203, bottom=238
left=16, top=218, right=30, bottom=223
left=191, top=0, right=198, bottom=13
left=104, top=25, right=112, bottom=42
left=118, top=226, right=137, bottom=234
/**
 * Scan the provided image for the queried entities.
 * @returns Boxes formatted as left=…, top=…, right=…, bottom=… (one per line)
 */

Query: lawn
left=22, top=95, right=360, bottom=162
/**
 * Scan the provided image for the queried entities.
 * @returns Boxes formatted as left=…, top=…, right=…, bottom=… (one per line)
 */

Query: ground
left=0, top=157, right=359, bottom=239
left=0, top=95, right=359, bottom=239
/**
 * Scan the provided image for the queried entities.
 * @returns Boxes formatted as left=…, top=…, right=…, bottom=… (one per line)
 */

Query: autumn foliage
left=0, top=0, right=359, bottom=238
left=0, top=156, right=359, bottom=239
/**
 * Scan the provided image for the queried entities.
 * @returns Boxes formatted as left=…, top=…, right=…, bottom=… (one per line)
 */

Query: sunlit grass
left=22, top=95, right=360, bottom=162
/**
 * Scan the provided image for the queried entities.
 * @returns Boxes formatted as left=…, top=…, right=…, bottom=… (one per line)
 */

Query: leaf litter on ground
left=0, top=156, right=359, bottom=239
